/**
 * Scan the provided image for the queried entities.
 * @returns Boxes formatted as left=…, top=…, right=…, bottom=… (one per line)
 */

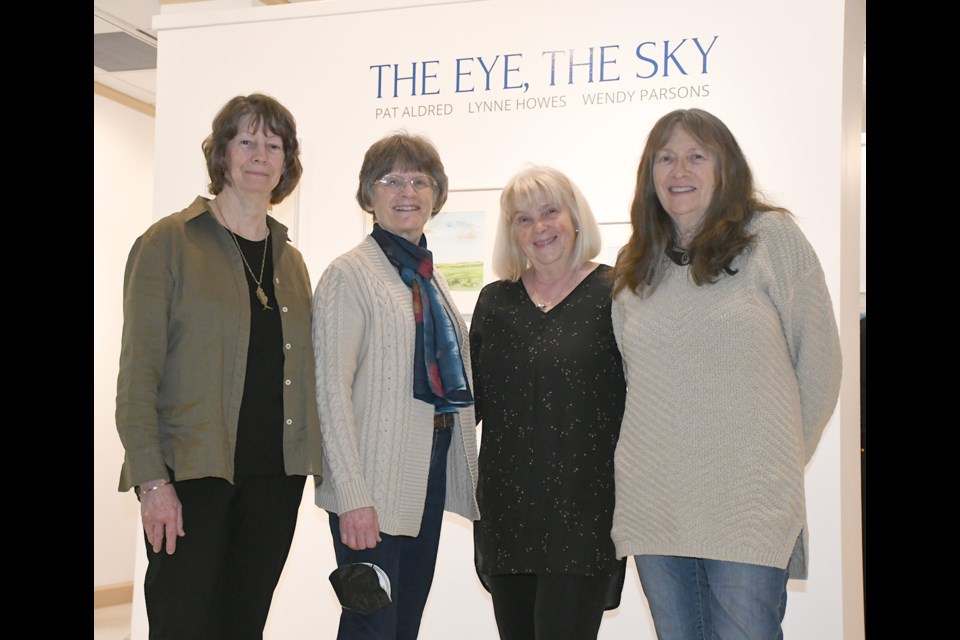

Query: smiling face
left=511, top=191, right=578, bottom=273
left=652, top=124, right=717, bottom=238
left=370, top=168, right=436, bottom=243
left=224, top=114, right=285, bottom=202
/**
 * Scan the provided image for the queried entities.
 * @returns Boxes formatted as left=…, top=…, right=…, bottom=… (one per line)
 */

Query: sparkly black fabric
left=469, top=265, right=626, bottom=579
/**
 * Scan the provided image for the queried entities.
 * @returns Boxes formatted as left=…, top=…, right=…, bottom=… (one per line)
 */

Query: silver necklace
left=530, top=268, right=579, bottom=312
left=212, top=201, right=272, bottom=310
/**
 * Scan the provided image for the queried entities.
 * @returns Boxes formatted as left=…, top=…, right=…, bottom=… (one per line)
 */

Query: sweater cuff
left=332, top=478, right=374, bottom=514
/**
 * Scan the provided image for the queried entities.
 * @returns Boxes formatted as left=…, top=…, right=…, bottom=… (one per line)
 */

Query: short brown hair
left=202, top=94, right=303, bottom=205
left=356, top=132, right=449, bottom=216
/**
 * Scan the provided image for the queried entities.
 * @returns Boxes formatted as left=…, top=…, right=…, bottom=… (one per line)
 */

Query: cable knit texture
left=611, top=212, right=841, bottom=578
left=312, top=236, right=480, bottom=536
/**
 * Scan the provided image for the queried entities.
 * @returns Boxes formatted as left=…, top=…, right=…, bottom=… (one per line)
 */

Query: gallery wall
left=93, top=93, right=156, bottom=588
left=105, top=1, right=865, bottom=638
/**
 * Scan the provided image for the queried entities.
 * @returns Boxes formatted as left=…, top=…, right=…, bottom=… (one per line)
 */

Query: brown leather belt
left=434, top=413, right=456, bottom=430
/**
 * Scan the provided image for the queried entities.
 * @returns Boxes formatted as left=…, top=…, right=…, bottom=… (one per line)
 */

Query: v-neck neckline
left=519, top=264, right=600, bottom=315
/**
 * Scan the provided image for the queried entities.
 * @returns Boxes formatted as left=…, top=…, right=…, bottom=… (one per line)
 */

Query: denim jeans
left=635, top=555, right=788, bottom=640
left=328, top=426, right=451, bottom=640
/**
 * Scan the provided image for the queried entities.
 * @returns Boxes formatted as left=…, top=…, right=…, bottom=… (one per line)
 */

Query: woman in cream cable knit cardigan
left=610, top=109, right=842, bottom=639
left=312, top=132, right=479, bottom=639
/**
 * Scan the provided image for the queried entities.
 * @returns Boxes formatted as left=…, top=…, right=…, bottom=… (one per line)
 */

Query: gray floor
left=94, top=603, right=131, bottom=640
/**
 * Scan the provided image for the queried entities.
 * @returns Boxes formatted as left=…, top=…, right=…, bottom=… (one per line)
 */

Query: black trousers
left=486, top=572, right=610, bottom=640
left=142, top=474, right=306, bottom=640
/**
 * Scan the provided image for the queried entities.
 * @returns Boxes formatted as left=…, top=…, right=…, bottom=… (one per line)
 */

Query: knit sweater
left=611, top=212, right=841, bottom=578
left=312, top=236, right=480, bottom=536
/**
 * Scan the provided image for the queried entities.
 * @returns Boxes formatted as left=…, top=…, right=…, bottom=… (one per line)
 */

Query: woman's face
left=370, top=167, right=436, bottom=243
left=511, top=191, right=578, bottom=273
left=224, top=114, right=285, bottom=201
left=652, top=124, right=717, bottom=236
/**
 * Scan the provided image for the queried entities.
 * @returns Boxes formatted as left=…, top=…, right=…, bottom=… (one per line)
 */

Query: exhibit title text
left=369, top=37, right=719, bottom=99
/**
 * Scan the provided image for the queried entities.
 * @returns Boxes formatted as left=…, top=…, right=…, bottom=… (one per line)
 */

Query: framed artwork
left=425, top=188, right=502, bottom=323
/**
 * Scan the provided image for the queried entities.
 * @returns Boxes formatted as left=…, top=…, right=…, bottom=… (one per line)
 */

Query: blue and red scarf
left=371, top=224, right=473, bottom=409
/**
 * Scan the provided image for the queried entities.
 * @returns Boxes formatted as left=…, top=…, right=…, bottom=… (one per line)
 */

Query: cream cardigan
left=312, top=236, right=480, bottom=536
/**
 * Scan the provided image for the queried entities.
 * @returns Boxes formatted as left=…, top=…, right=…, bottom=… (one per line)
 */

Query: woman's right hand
left=339, top=507, right=382, bottom=551
left=140, top=480, right=185, bottom=554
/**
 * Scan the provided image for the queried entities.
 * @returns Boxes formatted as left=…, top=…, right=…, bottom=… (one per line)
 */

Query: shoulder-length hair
left=201, top=93, right=303, bottom=205
left=493, top=166, right=602, bottom=282
left=610, top=108, right=788, bottom=298
left=356, top=131, right=449, bottom=216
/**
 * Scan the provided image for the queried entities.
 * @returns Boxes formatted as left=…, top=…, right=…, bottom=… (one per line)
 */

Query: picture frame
left=426, top=188, right=501, bottom=322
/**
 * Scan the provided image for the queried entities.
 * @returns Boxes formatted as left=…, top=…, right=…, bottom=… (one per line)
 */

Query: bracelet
left=140, top=480, right=170, bottom=495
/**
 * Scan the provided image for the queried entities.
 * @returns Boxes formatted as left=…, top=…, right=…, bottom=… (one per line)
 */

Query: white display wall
left=131, top=1, right=865, bottom=637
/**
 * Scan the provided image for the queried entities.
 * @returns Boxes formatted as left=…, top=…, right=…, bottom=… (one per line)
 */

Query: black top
left=232, top=234, right=285, bottom=476
left=470, top=265, right=626, bottom=579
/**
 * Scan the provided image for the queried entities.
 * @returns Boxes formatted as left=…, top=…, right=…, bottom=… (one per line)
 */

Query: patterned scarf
left=371, top=224, right=474, bottom=409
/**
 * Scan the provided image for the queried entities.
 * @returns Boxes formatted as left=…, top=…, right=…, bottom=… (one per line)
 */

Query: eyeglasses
left=374, top=174, right=436, bottom=193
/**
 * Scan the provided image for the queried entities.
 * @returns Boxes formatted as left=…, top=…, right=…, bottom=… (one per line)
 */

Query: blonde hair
left=492, top=166, right=602, bottom=282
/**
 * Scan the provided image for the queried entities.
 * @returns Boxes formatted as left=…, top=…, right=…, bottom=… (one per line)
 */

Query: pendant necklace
left=530, top=267, right=579, bottom=313
left=668, top=244, right=691, bottom=265
left=212, top=201, right=273, bottom=310
left=229, top=228, right=272, bottom=310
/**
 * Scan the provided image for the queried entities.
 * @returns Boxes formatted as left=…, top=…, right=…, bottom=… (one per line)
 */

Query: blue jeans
left=635, top=555, right=788, bottom=640
left=328, top=426, right=451, bottom=640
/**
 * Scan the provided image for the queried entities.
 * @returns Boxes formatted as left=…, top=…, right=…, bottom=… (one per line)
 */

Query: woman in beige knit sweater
left=312, top=132, right=479, bottom=639
left=610, top=108, right=842, bottom=639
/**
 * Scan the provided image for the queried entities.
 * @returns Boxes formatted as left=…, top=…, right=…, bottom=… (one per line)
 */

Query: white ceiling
left=93, top=1, right=318, bottom=107
left=94, top=0, right=162, bottom=106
